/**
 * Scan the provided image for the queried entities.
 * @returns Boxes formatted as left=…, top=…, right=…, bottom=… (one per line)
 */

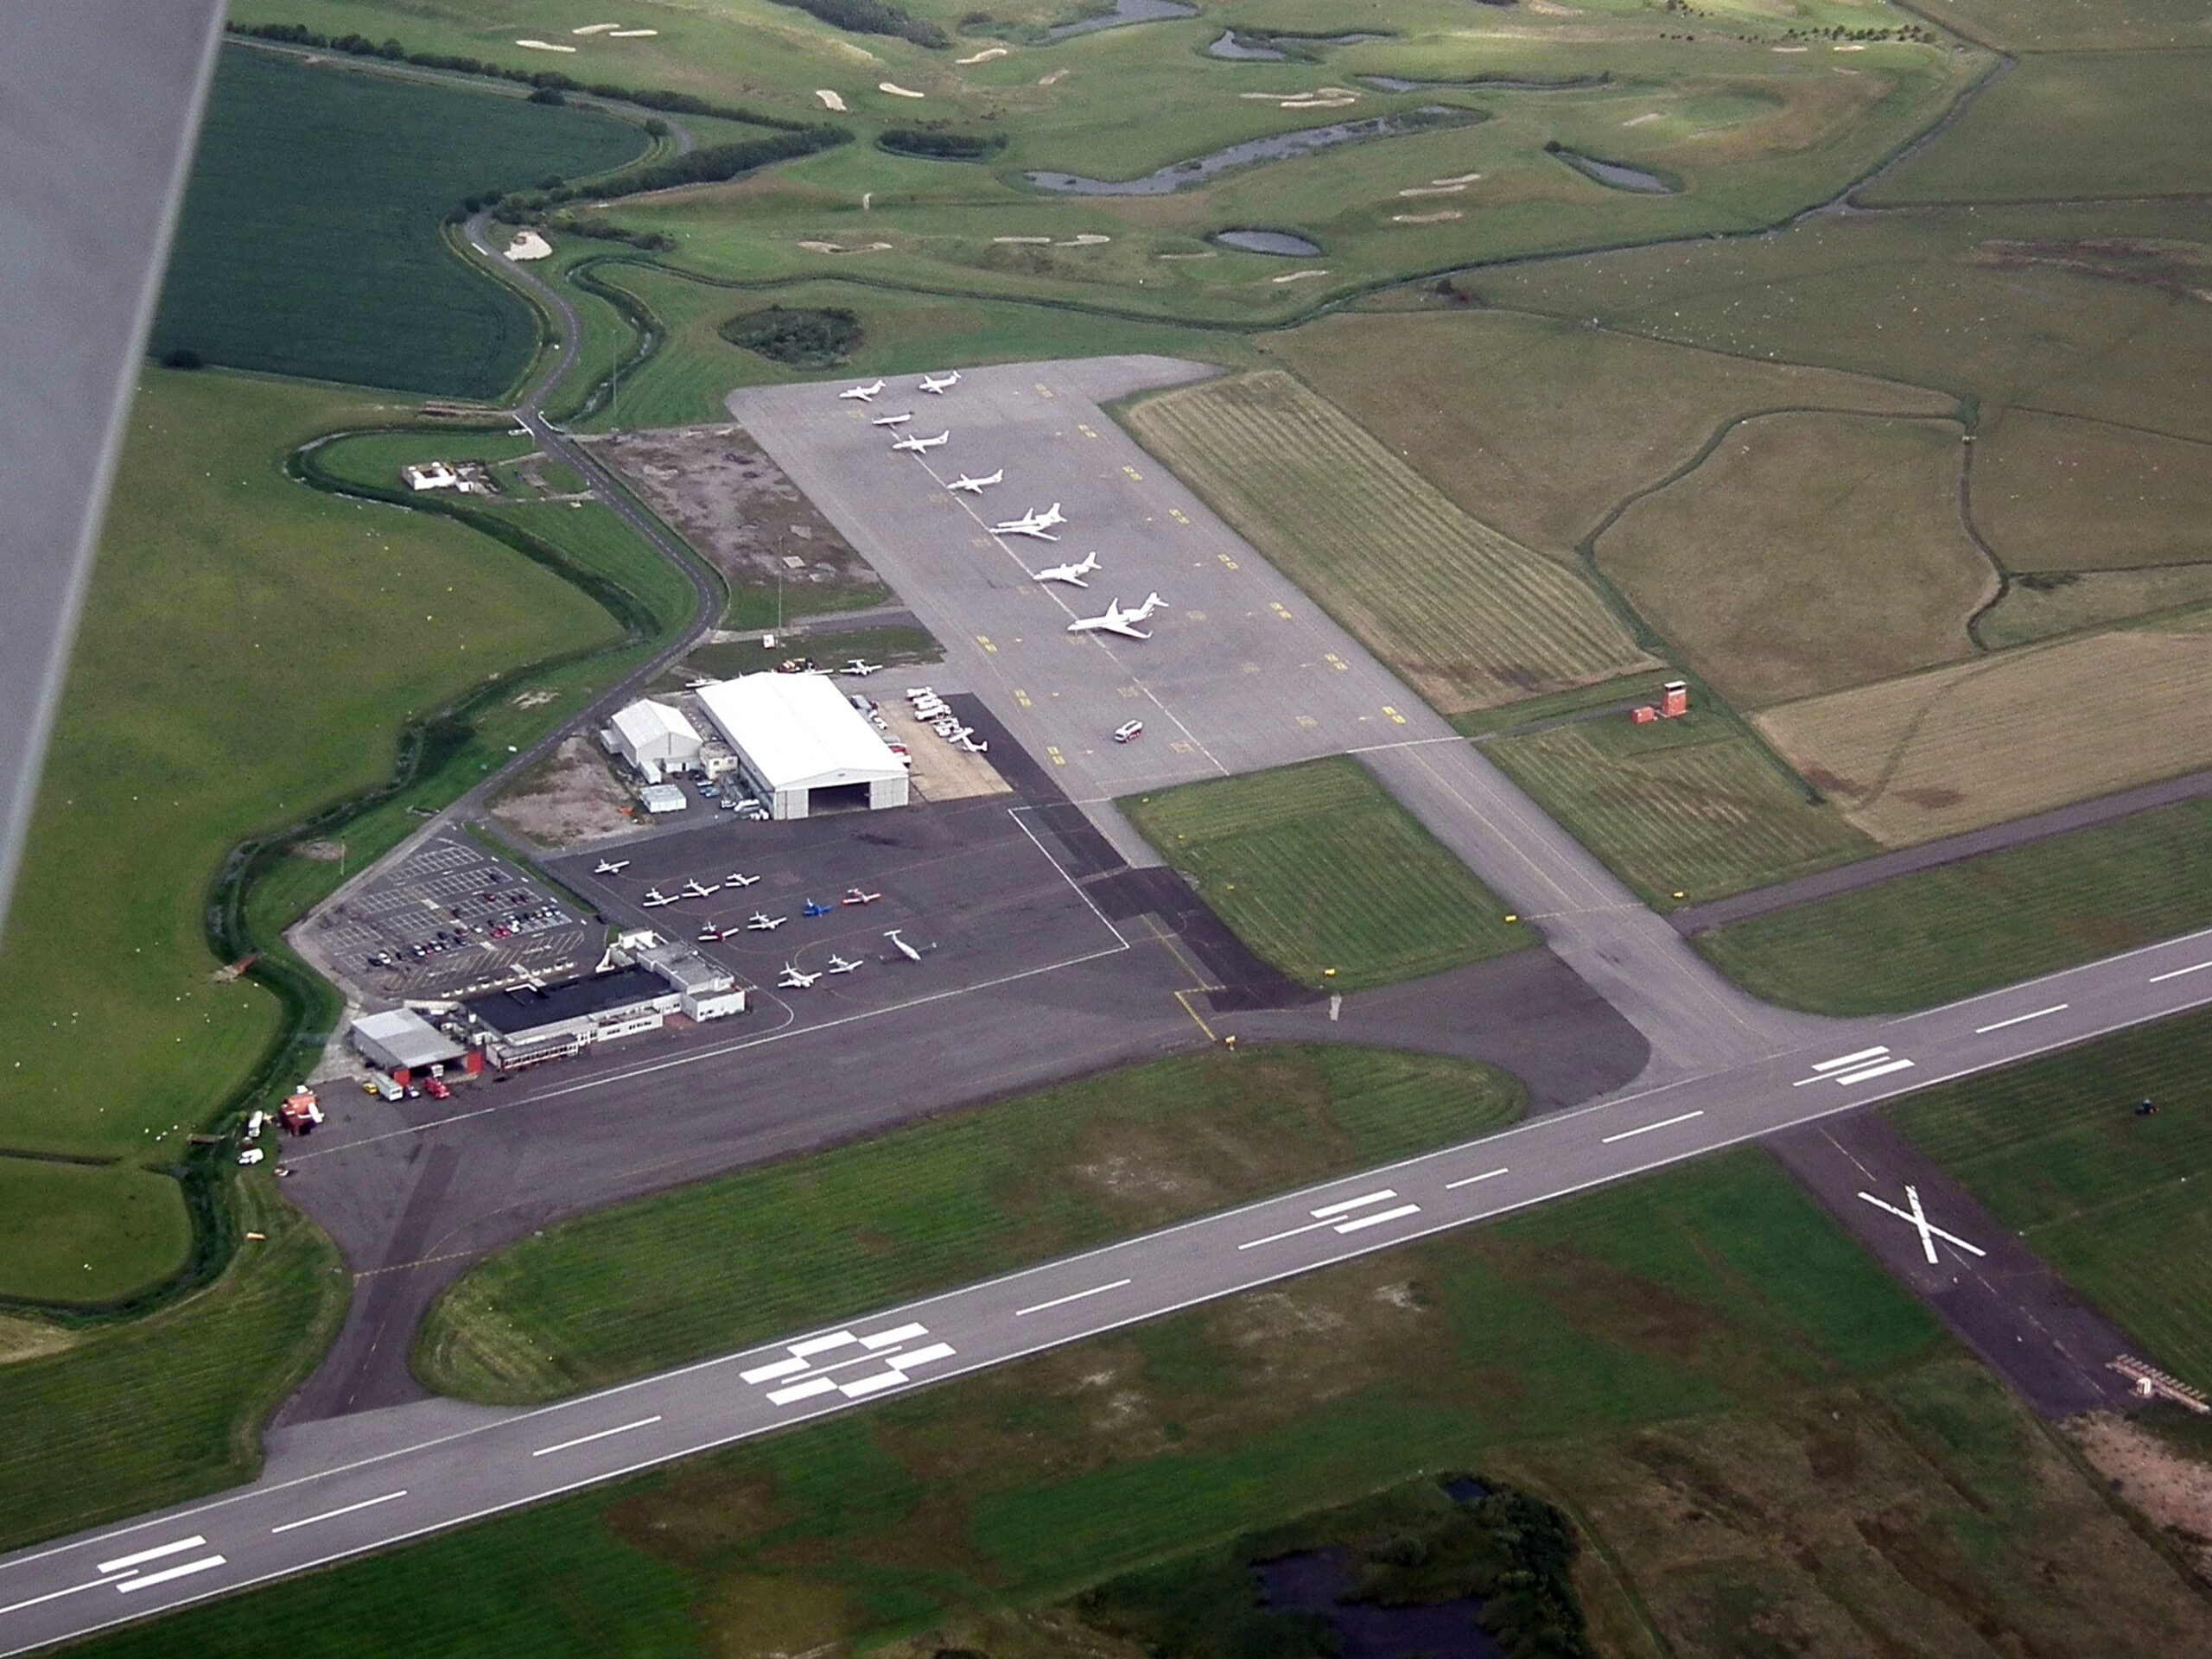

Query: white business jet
left=779, top=963, right=821, bottom=989
left=747, top=912, right=788, bottom=931
left=870, top=410, right=914, bottom=427
left=641, top=887, right=677, bottom=908
left=919, top=371, right=960, bottom=394
left=1032, top=551, right=1100, bottom=588
left=827, top=954, right=863, bottom=974
left=838, top=379, right=886, bottom=402
left=884, top=929, right=924, bottom=963
left=946, top=469, right=1002, bottom=494
left=990, top=503, right=1065, bottom=541
left=891, top=431, right=950, bottom=453
left=593, top=858, right=630, bottom=874
left=1067, top=592, right=1166, bottom=640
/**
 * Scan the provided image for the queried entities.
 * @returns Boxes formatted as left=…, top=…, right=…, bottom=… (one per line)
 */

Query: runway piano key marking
left=1240, top=1189, right=1422, bottom=1249
left=745, top=1322, right=957, bottom=1407
left=1792, top=1046, right=1913, bottom=1087
left=113, top=1555, right=228, bottom=1594
left=96, top=1538, right=208, bottom=1575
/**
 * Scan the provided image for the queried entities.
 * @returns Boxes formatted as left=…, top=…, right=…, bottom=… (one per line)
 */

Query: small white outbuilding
left=694, top=673, right=909, bottom=819
left=603, top=698, right=703, bottom=784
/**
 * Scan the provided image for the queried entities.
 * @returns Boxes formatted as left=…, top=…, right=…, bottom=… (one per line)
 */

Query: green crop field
left=0, top=1161, right=193, bottom=1311
left=1892, top=1012, right=2212, bottom=1392
left=1270, top=311, right=1955, bottom=558
left=1975, top=410, right=2212, bottom=574
left=79, top=1149, right=2212, bottom=1659
left=1594, top=411, right=1991, bottom=708
left=1122, top=758, right=1531, bottom=988
left=1484, top=708, right=1874, bottom=907
left=416, top=1046, right=1523, bottom=1402
left=1126, top=372, right=1654, bottom=712
left=151, top=46, right=646, bottom=397
left=1697, top=795, right=2212, bottom=1014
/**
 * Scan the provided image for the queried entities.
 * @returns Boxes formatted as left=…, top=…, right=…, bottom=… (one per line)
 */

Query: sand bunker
left=956, top=47, right=1008, bottom=64
left=1772, top=44, right=1808, bottom=53
left=572, top=22, right=619, bottom=34
left=1397, top=182, right=1465, bottom=197
left=1242, top=87, right=1359, bottom=111
left=609, top=28, right=658, bottom=36
left=1391, top=210, right=1462, bottom=224
left=815, top=88, right=848, bottom=111
left=1834, top=42, right=1866, bottom=50
left=1039, top=67, right=1070, bottom=86
left=505, top=230, right=554, bottom=260
left=515, top=39, right=578, bottom=52
left=1623, top=111, right=1662, bottom=127
left=1270, top=269, right=1329, bottom=283
left=1430, top=171, right=1483, bottom=185
left=993, top=235, right=1052, bottom=244
left=798, top=238, right=894, bottom=254
left=1058, top=233, right=1112, bottom=245
left=1281, top=96, right=1358, bottom=110
left=1159, top=251, right=1218, bottom=260
left=879, top=81, right=925, bottom=97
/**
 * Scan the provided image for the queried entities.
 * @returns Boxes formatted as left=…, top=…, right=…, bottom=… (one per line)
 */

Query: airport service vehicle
left=891, top=430, right=950, bottom=454
left=869, top=411, right=913, bottom=427
left=1033, top=552, right=1099, bottom=587
left=884, top=929, right=924, bottom=963
left=842, top=888, right=881, bottom=906
left=842, top=659, right=881, bottom=677
left=1067, top=593, right=1166, bottom=640
left=946, top=469, right=1001, bottom=494
left=424, top=1077, right=451, bottom=1101
left=919, top=371, right=959, bottom=393
left=1114, top=720, right=1145, bottom=743
left=838, top=379, right=886, bottom=401
left=641, top=887, right=678, bottom=908
left=990, top=503, right=1065, bottom=540
left=828, top=954, right=862, bottom=974
left=372, top=1074, right=404, bottom=1102
left=593, top=858, right=629, bottom=874
left=747, top=912, right=787, bottom=931
left=779, top=963, right=822, bottom=989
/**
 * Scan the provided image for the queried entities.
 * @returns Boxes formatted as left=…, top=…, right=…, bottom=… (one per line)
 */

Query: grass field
left=1976, top=410, right=2212, bottom=574
left=1484, top=708, right=1875, bottom=907
left=416, top=1046, right=1524, bottom=1403
left=1754, top=614, right=2212, bottom=845
left=151, top=46, right=645, bottom=397
left=0, top=1162, right=193, bottom=1310
left=0, top=1179, right=340, bottom=1553
left=1695, top=795, right=2212, bottom=1014
left=83, top=1149, right=2212, bottom=1659
left=1595, top=411, right=1991, bottom=708
left=1980, top=566, right=2212, bottom=651
left=1893, top=1012, right=2212, bottom=1393
left=1125, top=372, right=1655, bottom=712
left=1269, top=311, right=1955, bottom=556
left=1122, top=758, right=1530, bottom=987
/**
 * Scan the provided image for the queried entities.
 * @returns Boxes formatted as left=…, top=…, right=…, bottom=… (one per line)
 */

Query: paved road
left=10, top=925, right=2212, bottom=1651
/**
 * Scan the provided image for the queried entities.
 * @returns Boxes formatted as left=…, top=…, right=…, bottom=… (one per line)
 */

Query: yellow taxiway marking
left=1217, top=552, right=1239, bottom=571
left=1240, top=662, right=1261, bottom=675
left=1077, top=423, right=1097, bottom=439
left=1170, top=740, right=1195, bottom=754
left=1034, top=382, right=1056, bottom=398
left=1271, top=601, right=1294, bottom=620
left=1119, top=683, right=1143, bottom=699
left=1046, top=745, right=1066, bottom=766
left=1168, top=507, right=1191, bottom=524
left=1383, top=705, right=1407, bottom=725
left=1325, top=652, right=1347, bottom=672
left=1122, top=463, right=1143, bottom=480
left=1186, top=609, right=1207, bottom=622
left=1014, top=688, right=1032, bottom=708
left=1295, top=714, right=1319, bottom=728
left=977, top=634, right=997, bottom=653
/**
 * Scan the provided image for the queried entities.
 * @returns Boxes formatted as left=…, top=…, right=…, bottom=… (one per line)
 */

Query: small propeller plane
left=957, top=734, right=989, bottom=753
left=594, top=858, right=630, bottom=874
left=941, top=722, right=976, bottom=745
left=697, top=921, right=740, bottom=943
left=779, top=963, right=821, bottom=989
left=990, top=503, right=1065, bottom=541
left=801, top=899, right=834, bottom=917
left=891, top=430, right=950, bottom=453
left=918, top=371, right=960, bottom=394
left=842, top=659, right=881, bottom=677
left=838, top=379, right=886, bottom=401
left=727, top=872, right=760, bottom=887
left=1033, top=551, right=1100, bottom=588
left=884, top=928, right=924, bottom=963
left=827, top=954, right=863, bottom=974
left=870, top=410, right=914, bottom=427
left=641, top=887, right=677, bottom=908
left=747, top=912, right=787, bottom=931
left=1067, top=592, right=1166, bottom=640
left=682, top=877, right=721, bottom=899
left=842, top=888, right=882, bottom=906
left=946, top=469, right=1002, bottom=494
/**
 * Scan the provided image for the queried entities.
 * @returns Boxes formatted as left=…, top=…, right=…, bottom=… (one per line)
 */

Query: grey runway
left=9, top=924, right=2212, bottom=1653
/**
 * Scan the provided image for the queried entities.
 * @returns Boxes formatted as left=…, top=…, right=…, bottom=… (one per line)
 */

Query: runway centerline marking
left=95, top=1539, right=206, bottom=1576
left=531, top=1416, right=661, bottom=1458
left=2151, top=960, right=2212, bottom=983
left=114, top=1556, right=226, bottom=1594
left=1975, top=1004, right=2067, bottom=1034
left=1444, top=1166, right=1509, bottom=1190
left=270, top=1492, right=408, bottom=1535
left=1014, top=1278, right=1132, bottom=1317
left=1601, top=1110, right=1703, bottom=1144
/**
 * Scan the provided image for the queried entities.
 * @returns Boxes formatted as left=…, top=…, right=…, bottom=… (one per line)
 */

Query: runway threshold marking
left=1975, top=1003, right=2066, bottom=1034
left=95, top=1539, right=206, bottom=1576
left=2151, top=960, right=2212, bottom=983
left=1600, top=1109, right=1703, bottom=1145
left=1241, top=1189, right=1423, bottom=1249
left=270, top=1491, right=408, bottom=1535
left=113, top=1556, right=226, bottom=1595
left=531, top=1416, right=662, bottom=1458
left=1015, top=1278, right=1132, bottom=1317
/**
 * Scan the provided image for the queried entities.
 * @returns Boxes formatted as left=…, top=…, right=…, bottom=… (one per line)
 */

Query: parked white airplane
left=946, top=469, right=1002, bottom=494
left=698, top=922, right=739, bottom=943
left=641, top=887, right=677, bottom=908
left=870, top=410, right=914, bottom=427
left=990, top=503, right=1065, bottom=540
left=727, top=872, right=760, bottom=887
left=1067, top=592, right=1166, bottom=640
left=1033, top=551, right=1100, bottom=588
left=842, top=659, right=882, bottom=677
left=827, top=954, right=863, bottom=974
left=891, top=430, right=950, bottom=453
left=904, top=685, right=935, bottom=701
left=884, top=928, right=924, bottom=963
left=779, top=963, right=821, bottom=988
left=838, top=379, right=886, bottom=401
left=919, top=371, right=960, bottom=394
left=682, top=878, right=721, bottom=898
left=842, top=887, right=882, bottom=906
left=942, top=723, right=976, bottom=744
left=594, top=858, right=630, bottom=874
left=958, top=734, right=989, bottom=753
left=747, top=912, right=787, bottom=931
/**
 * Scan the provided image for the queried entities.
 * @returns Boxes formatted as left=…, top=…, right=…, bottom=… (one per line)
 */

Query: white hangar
left=693, top=673, right=908, bottom=819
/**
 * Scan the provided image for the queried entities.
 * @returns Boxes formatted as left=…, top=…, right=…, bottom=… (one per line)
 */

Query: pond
left=1027, top=106, right=1476, bottom=195
left=1255, top=1548, right=1503, bottom=1659
left=1214, top=228, right=1323, bottom=255
left=1548, top=144, right=1675, bottom=192
left=1042, top=0, right=1197, bottom=41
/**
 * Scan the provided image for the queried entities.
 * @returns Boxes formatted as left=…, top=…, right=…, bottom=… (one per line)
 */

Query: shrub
left=158, top=347, right=205, bottom=371
left=877, top=126, right=1007, bottom=161
left=766, top=0, right=948, bottom=48
left=719, top=305, right=864, bottom=367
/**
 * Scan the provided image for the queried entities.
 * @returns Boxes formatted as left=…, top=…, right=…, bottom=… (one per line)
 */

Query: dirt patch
left=490, top=733, right=640, bottom=848
left=582, top=425, right=886, bottom=617
left=2073, top=1414, right=2212, bottom=1577
left=0, top=1314, right=78, bottom=1367
left=294, top=840, right=347, bottom=863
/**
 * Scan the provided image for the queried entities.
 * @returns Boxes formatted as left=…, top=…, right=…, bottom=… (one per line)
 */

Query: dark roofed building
left=459, top=966, right=682, bottom=1069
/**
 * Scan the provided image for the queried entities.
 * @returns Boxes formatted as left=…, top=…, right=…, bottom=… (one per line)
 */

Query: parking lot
left=308, top=827, right=597, bottom=1002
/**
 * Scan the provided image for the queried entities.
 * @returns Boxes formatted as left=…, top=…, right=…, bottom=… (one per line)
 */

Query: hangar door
left=808, top=781, right=874, bottom=814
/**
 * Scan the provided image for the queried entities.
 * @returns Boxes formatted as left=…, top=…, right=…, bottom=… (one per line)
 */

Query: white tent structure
left=603, top=698, right=703, bottom=784
left=694, top=673, right=909, bottom=819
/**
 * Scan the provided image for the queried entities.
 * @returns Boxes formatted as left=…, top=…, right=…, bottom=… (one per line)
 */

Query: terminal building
left=450, top=934, right=746, bottom=1070
left=694, top=673, right=909, bottom=820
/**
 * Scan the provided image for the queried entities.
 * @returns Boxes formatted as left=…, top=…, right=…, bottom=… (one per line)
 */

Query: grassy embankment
left=152, top=44, right=646, bottom=397
left=1121, top=759, right=1529, bottom=988
left=416, top=1046, right=1523, bottom=1403
left=83, top=1147, right=2212, bottom=1659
